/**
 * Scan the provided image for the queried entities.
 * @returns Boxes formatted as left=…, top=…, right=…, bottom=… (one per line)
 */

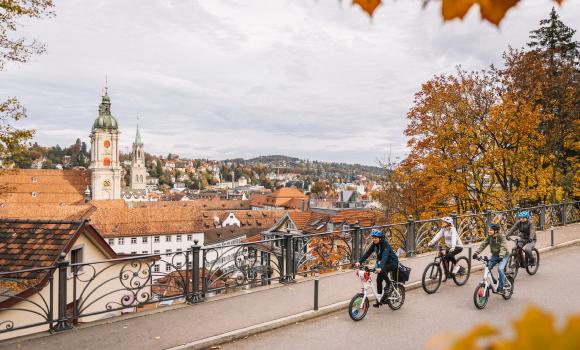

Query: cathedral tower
left=130, top=123, right=147, bottom=190
left=89, top=88, right=122, bottom=200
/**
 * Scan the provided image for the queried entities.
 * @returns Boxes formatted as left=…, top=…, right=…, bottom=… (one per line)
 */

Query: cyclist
left=473, top=223, right=509, bottom=294
left=355, top=229, right=399, bottom=307
left=427, top=217, right=464, bottom=276
left=507, top=211, right=536, bottom=266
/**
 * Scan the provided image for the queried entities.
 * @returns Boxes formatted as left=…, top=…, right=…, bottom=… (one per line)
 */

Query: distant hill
left=245, top=155, right=301, bottom=163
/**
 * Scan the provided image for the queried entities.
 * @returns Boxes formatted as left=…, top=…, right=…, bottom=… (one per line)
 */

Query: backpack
left=396, top=263, right=411, bottom=283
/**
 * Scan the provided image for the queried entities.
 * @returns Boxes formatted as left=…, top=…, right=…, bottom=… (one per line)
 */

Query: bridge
left=0, top=220, right=578, bottom=350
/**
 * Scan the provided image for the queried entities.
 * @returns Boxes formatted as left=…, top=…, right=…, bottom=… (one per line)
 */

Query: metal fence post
left=550, top=226, right=555, bottom=247
left=406, top=215, right=416, bottom=257
left=540, top=202, right=546, bottom=231
left=53, top=253, right=72, bottom=332
left=313, top=267, right=319, bottom=311
left=451, top=211, right=458, bottom=228
left=561, top=200, right=567, bottom=226
left=485, top=208, right=492, bottom=229
left=283, top=232, right=295, bottom=283
left=190, top=241, right=202, bottom=303
left=352, top=220, right=361, bottom=264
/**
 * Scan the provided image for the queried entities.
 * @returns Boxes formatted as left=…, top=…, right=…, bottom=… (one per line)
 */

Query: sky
left=1, top=0, right=579, bottom=166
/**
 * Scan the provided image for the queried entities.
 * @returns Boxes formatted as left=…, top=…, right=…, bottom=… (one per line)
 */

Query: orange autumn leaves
left=352, top=0, right=564, bottom=25
left=426, top=306, right=580, bottom=350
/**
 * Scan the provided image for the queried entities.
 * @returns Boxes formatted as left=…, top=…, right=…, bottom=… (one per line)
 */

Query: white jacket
left=429, top=226, right=463, bottom=250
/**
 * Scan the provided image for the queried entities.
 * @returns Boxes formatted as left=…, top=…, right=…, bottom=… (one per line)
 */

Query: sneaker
left=373, top=301, right=381, bottom=308
left=497, top=287, right=504, bottom=295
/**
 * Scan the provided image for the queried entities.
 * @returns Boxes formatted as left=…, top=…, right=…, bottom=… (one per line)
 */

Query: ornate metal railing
left=0, top=200, right=578, bottom=337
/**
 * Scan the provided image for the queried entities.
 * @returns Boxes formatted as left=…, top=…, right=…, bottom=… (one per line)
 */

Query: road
left=221, top=244, right=580, bottom=350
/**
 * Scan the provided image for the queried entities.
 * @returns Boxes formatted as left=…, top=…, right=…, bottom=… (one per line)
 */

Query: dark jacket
left=359, top=238, right=398, bottom=269
left=507, top=220, right=536, bottom=241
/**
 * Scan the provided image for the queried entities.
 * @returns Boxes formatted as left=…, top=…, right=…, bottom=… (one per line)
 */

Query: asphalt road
left=221, top=244, right=580, bottom=350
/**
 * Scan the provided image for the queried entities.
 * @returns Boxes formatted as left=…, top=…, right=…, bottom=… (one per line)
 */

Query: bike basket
left=396, top=264, right=411, bottom=283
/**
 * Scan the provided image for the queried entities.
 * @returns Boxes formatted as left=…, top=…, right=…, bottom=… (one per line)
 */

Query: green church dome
left=92, top=90, right=119, bottom=132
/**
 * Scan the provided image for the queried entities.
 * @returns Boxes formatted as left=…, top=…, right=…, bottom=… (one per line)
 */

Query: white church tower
left=130, top=123, right=147, bottom=190
left=89, top=88, right=122, bottom=200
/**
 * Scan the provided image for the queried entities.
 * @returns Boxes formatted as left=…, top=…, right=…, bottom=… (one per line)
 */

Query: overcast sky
left=1, top=0, right=578, bottom=165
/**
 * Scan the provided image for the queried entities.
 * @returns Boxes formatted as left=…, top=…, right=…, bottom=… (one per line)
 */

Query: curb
left=167, top=238, right=580, bottom=350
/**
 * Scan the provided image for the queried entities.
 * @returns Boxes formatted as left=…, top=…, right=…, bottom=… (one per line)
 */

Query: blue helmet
left=370, top=229, right=385, bottom=238
left=517, top=211, right=530, bottom=219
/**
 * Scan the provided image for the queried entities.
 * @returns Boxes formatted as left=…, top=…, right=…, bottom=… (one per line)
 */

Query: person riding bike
left=473, top=223, right=509, bottom=294
left=427, top=217, right=464, bottom=276
left=355, top=229, right=399, bottom=307
left=507, top=211, right=536, bottom=266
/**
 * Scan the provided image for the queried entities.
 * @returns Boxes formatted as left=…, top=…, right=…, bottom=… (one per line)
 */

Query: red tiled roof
left=0, top=169, right=90, bottom=205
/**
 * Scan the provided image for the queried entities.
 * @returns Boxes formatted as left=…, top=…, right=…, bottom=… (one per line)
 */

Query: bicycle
left=348, top=266, right=405, bottom=321
left=473, top=255, right=514, bottom=309
left=421, top=244, right=471, bottom=294
left=506, top=237, right=539, bottom=279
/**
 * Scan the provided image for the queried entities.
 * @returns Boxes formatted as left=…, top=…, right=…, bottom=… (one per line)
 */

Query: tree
left=526, top=8, right=580, bottom=201
left=1, top=1, right=54, bottom=174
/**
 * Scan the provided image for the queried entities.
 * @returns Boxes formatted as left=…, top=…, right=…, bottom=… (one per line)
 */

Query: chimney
left=301, top=199, right=305, bottom=211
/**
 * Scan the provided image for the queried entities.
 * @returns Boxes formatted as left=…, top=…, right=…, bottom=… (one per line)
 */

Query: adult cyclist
left=355, top=229, right=399, bottom=307
left=506, top=211, right=536, bottom=266
left=427, top=217, right=464, bottom=277
left=473, top=223, right=509, bottom=294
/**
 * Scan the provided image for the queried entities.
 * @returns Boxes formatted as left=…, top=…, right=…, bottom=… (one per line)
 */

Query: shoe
left=497, top=287, right=504, bottom=295
left=373, top=302, right=381, bottom=308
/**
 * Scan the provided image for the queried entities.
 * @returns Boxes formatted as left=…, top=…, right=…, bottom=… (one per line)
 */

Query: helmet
left=517, top=211, right=530, bottom=219
left=489, top=223, right=500, bottom=232
left=441, top=217, right=454, bottom=225
left=370, top=229, right=385, bottom=238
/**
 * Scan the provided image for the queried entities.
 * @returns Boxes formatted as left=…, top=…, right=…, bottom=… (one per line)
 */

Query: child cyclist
left=473, top=223, right=509, bottom=294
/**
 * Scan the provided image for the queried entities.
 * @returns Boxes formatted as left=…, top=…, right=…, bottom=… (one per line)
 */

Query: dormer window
left=31, top=176, right=38, bottom=183
left=31, top=192, right=38, bottom=198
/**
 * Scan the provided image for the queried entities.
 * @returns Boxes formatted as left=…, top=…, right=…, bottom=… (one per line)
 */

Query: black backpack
left=396, top=263, right=411, bottom=283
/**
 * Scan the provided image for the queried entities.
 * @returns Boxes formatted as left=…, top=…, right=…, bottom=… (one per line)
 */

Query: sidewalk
left=1, top=224, right=578, bottom=350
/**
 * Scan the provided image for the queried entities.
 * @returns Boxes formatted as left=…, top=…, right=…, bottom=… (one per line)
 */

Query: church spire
left=135, top=121, right=142, bottom=145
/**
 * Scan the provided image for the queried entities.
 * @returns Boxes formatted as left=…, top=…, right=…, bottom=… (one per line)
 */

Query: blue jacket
left=359, top=238, right=398, bottom=269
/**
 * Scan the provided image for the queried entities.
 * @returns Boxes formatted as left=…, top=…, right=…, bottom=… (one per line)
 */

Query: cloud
left=1, top=0, right=578, bottom=165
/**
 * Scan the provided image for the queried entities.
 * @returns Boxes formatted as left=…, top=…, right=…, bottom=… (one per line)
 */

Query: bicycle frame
left=356, top=267, right=402, bottom=303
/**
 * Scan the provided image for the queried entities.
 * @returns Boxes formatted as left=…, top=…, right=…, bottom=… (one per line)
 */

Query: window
left=71, top=247, right=83, bottom=274
left=176, top=235, right=182, bottom=242
left=176, top=262, right=182, bottom=270
left=154, top=250, right=160, bottom=254
left=131, top=251, right=137, bottom=255
left=166, top=249, right=172, bottom=254
left=176, top=248, right=182, bottom=253
left=103, top=157, right=111, bottom=167
left=165, top=235, right=172, bottom=242
left=108, top=238, right=114, bottom=245
left=154, top=236, right=160, bottom=243
left=118, top=238, right=124, bottom=245
left=187, top=234, right=193, bottom=241
left=131, top=237, right=137, bottom=244
left=153, top=264, right=160, bottom=273
left=165, top=264, right=171, bottom=272
left=32, top=176, right=38, bottom=183
left=142, top=237, right=148, bottom=243
left=142, top=250, right=148, bottom=254
left=31, top=192, right=38, bottom=198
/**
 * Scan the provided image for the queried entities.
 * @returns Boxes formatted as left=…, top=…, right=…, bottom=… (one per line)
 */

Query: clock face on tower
left=104, top=140, right=111, bottom=148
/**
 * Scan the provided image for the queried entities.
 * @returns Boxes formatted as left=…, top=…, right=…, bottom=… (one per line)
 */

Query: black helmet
left=490, top=224, right=500, bottom=232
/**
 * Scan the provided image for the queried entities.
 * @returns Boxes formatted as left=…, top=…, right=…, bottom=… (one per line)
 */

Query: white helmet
left=441, top=217, right=454, bottom=225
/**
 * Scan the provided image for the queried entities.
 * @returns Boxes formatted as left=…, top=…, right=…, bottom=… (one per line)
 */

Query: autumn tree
left=1, top=1, right=54, bottom=176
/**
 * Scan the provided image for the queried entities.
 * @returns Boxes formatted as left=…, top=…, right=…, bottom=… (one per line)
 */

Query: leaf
left=556, top=315, right=580, bottom=349
left=478, top=0, right=520, bottom=25
left=510, top=306, right=557, bottom=349
left=353, top=0, right=382, bottom=17
left=449, top=323, right=497, bottom=350
left=442, top=0, right=477, bottom=21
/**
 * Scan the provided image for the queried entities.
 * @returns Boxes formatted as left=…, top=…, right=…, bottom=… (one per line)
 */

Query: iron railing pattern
left=0, top=200, right=578, bottom=335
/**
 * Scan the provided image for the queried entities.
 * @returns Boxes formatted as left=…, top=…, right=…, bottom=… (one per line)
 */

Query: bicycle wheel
left=473, top=283, right=489, bottom=310
left=502, top=275, right=514, bottom=300
left=348, top=293, right=369, bottom=321
left=387, top=283, right=405, bottom=310
left=422, top=263, right=442, bottom=294
left=525, top=248, right=540, bottom=275
left=507, top=253, right=519, bottom=279
left=452, top=257, right=471, bottom=286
